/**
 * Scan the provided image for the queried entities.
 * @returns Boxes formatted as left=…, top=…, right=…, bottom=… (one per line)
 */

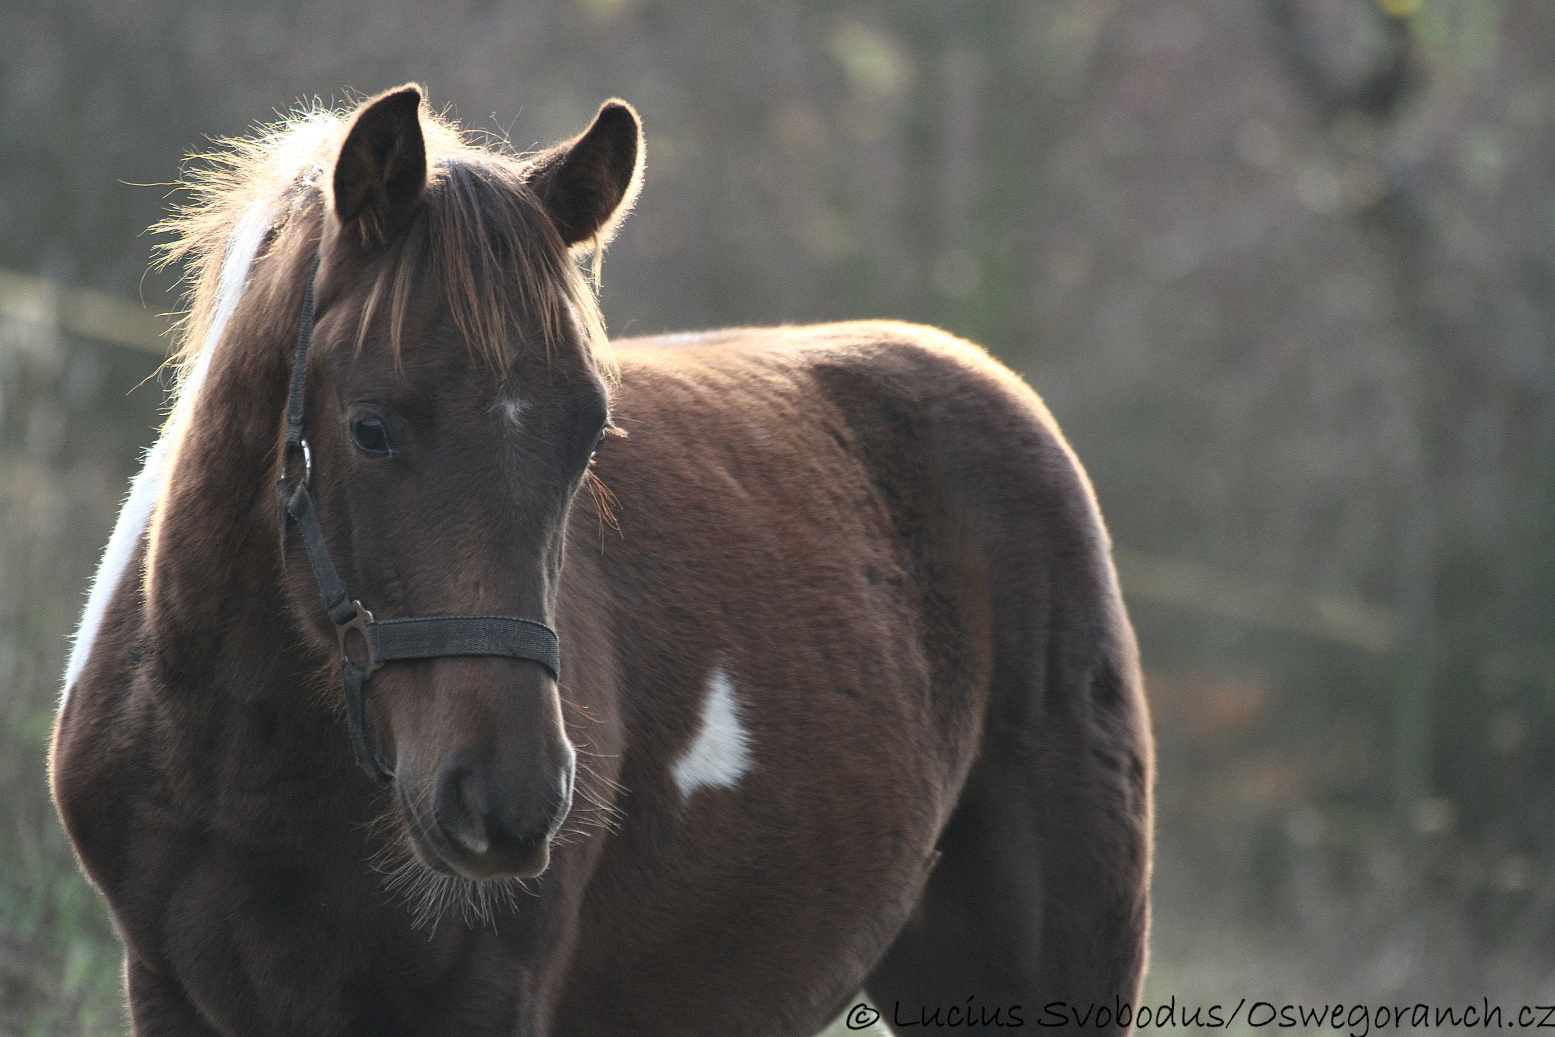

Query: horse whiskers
left=365, top=784, right=532, bottom=931
left=555, top=780, right=623, bottom=836
left=556, top=812, right=618, bottom=840
left=345, top=736, right=620, bottom=931
left=554, top=799, right=620, bottom=839
left=569, top=767, right=625, bottom=832
left=382, top=852, right=530, bottom=931
left=560, top=697, right=609, bottom=726
left=394, top=854, right=523, bottom=931
left=572, top=753, right=626, bottom=794
left=573, top=797, right=622, bottom=830
left=574, top=790, right=619, bottom=818
left=582, top=777, right=615, bottom=798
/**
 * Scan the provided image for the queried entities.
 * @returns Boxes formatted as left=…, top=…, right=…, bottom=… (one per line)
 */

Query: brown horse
left=50, top=85, right=1152, bottom=1036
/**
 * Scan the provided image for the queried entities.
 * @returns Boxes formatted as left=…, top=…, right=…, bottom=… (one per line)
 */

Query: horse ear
left=332, top=85, right=428, bottom=245
left=528, top=100, right=644, bottom=249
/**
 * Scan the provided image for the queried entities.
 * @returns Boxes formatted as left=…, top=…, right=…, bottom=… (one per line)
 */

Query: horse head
left=288, top=86, right=640, bottom=881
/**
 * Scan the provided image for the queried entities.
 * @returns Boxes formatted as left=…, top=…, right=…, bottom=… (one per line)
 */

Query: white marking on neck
left=61, top=203, right=274, bottom=700
left=671, top=667, right=754, bottom=802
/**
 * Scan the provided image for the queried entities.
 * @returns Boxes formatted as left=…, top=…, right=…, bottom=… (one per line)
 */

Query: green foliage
left=0, top=846, right=125, bottom=1037
left=1397, top=0, right=1505, bottom=74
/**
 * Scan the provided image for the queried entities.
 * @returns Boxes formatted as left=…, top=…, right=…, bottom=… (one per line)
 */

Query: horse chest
left=154, top=848, right=522, bottom=1037
left=77, top=749, right=516, bottom=1036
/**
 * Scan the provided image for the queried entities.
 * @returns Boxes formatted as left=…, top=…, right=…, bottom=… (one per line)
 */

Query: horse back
left=556, top=321, right=1147, bottom=1034
left=609, top=319, right=1136, bottom=799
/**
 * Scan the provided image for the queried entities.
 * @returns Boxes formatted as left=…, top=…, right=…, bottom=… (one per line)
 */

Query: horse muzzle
left=405, top=746, right=575, bottom=880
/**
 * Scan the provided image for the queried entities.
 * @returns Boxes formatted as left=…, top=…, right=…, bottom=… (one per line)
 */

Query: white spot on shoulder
left=61, top=201, right=275, bottom=701
left=672, top=667, right=754, bottom=802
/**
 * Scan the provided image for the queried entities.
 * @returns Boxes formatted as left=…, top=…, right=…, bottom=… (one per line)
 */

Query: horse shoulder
left=51, top=538, right=163, bottom=911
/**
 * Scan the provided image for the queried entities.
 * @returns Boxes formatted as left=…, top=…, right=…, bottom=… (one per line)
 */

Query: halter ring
left=336, top=600, right=381, bottom=675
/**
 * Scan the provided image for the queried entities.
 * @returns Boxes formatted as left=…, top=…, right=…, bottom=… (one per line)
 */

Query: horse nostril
left=484, top=800, right=559, bottom=857
left=425, top=756, right=574, bottom=877
left=433, top=765, right=491, bottom=857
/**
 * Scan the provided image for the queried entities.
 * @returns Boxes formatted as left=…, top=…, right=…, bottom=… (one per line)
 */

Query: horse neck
left=145, top=287, right=309, bottom=704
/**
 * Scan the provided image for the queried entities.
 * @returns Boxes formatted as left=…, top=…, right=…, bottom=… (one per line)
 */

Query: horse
left=50, top=85, right=1153, bottom=1036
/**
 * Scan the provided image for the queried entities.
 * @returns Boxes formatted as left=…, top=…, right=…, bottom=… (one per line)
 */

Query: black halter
left=276, top=255, right=561, bottom=786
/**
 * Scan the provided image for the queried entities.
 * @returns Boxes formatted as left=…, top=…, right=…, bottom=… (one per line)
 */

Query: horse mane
left=156, top=99, right=613, bottom=390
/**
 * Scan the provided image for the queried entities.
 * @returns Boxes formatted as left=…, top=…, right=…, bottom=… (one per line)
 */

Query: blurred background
left=2, top=0, right=1553, bottom=1032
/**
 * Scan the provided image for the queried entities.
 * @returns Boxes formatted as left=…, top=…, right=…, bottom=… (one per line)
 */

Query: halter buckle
left=337, top=600, right=381, bottom=675
left=282, top=437, right=312, bottom=487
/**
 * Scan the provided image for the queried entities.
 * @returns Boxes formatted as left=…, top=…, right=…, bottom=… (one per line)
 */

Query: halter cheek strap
left=276, top=254, right=561, bottom=786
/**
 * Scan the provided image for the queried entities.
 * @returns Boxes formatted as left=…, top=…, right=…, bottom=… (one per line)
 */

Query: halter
left=276, top=255, right=561, bottom=786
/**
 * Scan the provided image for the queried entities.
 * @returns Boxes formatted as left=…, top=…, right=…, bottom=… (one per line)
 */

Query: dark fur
left=51, top=87, right=1152, bottom=1036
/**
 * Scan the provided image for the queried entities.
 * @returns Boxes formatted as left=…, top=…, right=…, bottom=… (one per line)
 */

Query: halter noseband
left=276, top=255, right=561, bottom=786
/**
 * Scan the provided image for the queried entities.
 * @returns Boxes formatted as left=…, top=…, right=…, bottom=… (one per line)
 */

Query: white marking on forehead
left=61, top=203, right=274, bottom=701
left=671, top=667, right=754, bottom=802
left=497, top=397, right=527, bottom=428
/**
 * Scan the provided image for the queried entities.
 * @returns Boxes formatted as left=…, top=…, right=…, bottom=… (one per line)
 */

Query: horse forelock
left=348, top=153, right=612, bottom=378
left=159, top=101, right=610, bottom=384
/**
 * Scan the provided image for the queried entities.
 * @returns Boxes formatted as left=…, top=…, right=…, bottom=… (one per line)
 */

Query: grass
left=0, top=835, right=126, bottom=1036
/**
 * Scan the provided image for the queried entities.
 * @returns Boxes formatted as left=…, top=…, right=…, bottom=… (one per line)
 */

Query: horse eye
left=349, top=415, right=393, bottom=457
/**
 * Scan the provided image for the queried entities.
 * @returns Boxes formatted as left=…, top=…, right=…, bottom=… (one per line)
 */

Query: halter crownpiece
left=276, top=253, right=562, bottom=786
